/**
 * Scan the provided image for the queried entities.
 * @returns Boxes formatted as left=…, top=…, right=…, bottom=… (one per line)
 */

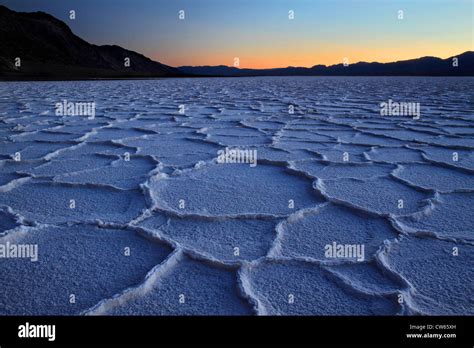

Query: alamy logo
left=380, top=99, right=420, bottom=119
left=55, top=99, right=96, bottom=119
left=324, top=242, right=365, bottom=262
left=0, top=242, right=38, bottom=262
left=217, top=147, right=257, bottom=167
left=18, top=322, right=55, bottom=341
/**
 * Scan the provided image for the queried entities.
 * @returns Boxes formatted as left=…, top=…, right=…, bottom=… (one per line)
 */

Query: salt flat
left=0, top=77, right=472, bottom=315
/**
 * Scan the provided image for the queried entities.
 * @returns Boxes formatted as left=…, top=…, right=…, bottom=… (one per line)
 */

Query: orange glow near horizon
left=135, top=0, right=474, bottom=69
left=152, top=43, right=472, bottom=69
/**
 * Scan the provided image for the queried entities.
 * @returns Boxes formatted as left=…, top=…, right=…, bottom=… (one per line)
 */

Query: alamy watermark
left=55, top=99, right=96, bottom=119
left=0, top=242, right=38, bottom=262
left=18, top=322, right=55, bottom=341
left=380, top=99, right=420, bottom=119
left=217, top=147, right=257, bottom=167
left=324, top=242, right=365, bottom=262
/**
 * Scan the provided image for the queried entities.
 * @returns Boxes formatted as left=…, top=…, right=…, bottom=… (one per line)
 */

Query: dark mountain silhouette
left=180, top=52, right=474, bottom=77
left=0, top=5, right=183, bottom=79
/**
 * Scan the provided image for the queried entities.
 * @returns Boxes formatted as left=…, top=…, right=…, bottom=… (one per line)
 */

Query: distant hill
left=180, top=52, right=474, bottom=77
left=0, top=5, right=183, bottom=79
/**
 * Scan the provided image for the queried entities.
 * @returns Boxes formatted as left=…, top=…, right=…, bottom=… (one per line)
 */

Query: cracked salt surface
left=0, top=224, right=171, bottom=315
left=0, top=76, right=472, bottom=315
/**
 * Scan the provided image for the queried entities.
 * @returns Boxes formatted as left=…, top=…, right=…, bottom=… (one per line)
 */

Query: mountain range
left=0, top=5, right=181, bottom=79
left=179, top=52, right=474, bottom=76
left=0, top=5, right=473, bottom=80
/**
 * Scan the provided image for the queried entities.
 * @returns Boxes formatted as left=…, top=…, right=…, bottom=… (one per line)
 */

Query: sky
left=1, top=0, right=473, bottom=68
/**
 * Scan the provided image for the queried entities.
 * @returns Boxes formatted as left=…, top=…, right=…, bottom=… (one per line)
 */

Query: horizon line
left=174, top=50, right=472, bottom=70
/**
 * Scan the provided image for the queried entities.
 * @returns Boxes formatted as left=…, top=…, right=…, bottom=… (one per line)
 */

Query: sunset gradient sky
left=2, top=0, right=473, bottom=68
